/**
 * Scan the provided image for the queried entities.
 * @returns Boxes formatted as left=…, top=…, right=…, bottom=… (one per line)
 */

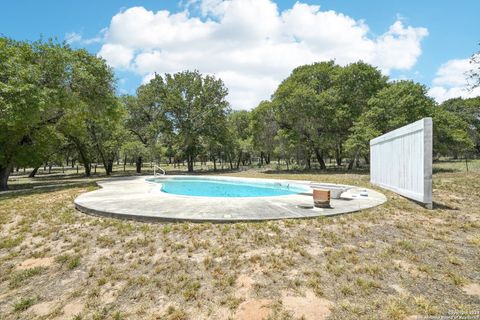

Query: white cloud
left=65, top=31, right=103, bottom=45
left=433, top=59, right=471, bottom=87
left=97, top=0, right=428, bottom=109
left=97, top=44, right=134, bottom=69
left=428, top=58, right=480, bottom=103
left=373, top=21, right=428, bottom=72
left=65, top=32, right=82, bottom=44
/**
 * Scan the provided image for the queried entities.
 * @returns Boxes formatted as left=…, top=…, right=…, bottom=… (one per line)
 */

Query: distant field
left=6, top=159, right=478, bottom=191
left=433, top=158, right=480, bottom=173
left=0, top=161, right=479, bottom=319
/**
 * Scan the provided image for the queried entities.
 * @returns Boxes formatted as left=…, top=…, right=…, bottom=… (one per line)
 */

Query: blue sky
left=2, top=0, right=479, bottom=108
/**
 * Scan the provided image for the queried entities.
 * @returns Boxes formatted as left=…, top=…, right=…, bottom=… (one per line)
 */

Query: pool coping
left=74, top=175, right=387, bottom=222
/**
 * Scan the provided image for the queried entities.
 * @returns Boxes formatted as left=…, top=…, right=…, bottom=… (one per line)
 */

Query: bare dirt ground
left=0, top=162, right=479, bottom=319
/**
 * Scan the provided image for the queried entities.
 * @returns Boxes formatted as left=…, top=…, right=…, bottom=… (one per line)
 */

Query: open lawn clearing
left=0, top=163, right=479, bottom=319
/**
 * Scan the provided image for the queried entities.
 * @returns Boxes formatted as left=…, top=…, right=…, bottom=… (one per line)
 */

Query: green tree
left=273, top=129, right=299, bottom=169
left=440, top=97, right=480, bottom=154
left=346, top=80, right=474, bottom=161
left=121, top=140, right=148, bottom=173
left=273, top=61, right=341, bottom=169
left=123, top=74, right=170, bottom=173
left=331, top=62, right=387, bottom=166
left=346, top=81, right=435, bottom=163
left=227, top=110, right=252, bottom=168
left=433, top=108, right=474, bottom=157
left=58, top=49, right=120, bottom=176
left=126, top=71, right=230, bottom=173
left=250, top=101, right=278, bottom=165
left=0, top=37, right=72, bottom=190
left=162, top=70, right=230, bottom=172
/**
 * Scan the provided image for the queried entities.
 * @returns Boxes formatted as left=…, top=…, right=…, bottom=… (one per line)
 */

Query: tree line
left=1, top=37, right=479, bottom=190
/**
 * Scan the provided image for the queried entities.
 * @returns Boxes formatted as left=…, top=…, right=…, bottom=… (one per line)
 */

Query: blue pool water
left=149, top=178, right=309, bottom=197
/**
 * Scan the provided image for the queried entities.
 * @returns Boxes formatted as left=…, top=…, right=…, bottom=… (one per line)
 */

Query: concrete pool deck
left=74, top=176, right=387, bottom=222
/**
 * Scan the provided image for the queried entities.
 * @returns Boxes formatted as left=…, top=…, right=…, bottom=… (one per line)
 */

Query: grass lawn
left=0, top=161, right=479, bottom=319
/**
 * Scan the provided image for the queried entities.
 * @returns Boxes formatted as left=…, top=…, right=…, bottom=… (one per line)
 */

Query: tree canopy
left=1, top=36, right=478, bottom=190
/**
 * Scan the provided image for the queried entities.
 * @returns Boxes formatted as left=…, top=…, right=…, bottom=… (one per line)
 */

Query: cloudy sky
left=2, top=0, right=480, bottom=109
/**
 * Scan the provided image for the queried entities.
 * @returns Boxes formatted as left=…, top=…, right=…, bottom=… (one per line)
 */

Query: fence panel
left=370, top=118, right=432, bottom=208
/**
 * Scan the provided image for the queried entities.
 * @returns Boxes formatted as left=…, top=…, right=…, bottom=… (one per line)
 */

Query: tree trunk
left=364, top=155, right=370, bottom=165
left=136, top=156, right=142, bottom=174
left=347, top=159, right=354, bottom=170
left=102, top=155, right=114, bottom=176
left=84, top=163, right=91, bottom=176
left=107, top=159, right=113, bottom=175
left=78, top=152, right=91, bottom=177
left=101, top=159, right=109, bottom=175
left=0, top=164, right=13, bottom=191
left=335, top=145, right=342, bottom=166
left=213, top=157, right=217, bottom=171
left=29, top=166, right=40, bottom=178
left=236, top=151, right=242, bottom=169
left=347, top=149, right=360, bottom=171
left=187, top=155, right=194, bottom=172
left=70, top=136, right=91, bottom=177
left=95, top=142, right=110, bottom=176
left=314, top=148, right=327, bottom=170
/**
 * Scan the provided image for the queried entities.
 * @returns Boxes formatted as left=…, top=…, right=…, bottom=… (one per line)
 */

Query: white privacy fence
left=370, top=118, right=433, bottom=208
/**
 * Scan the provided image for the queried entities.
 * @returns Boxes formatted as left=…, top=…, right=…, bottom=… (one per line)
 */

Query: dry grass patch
left=0, top=165, right=479, bottom=319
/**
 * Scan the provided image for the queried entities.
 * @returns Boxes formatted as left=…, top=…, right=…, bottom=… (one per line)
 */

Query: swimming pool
left=75, top=176, right=387, bottom=221
left=147, top=177, right=310, bottom=197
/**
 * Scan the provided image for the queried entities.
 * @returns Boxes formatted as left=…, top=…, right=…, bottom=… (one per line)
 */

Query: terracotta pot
left=313, top=189, right=330, bottom=208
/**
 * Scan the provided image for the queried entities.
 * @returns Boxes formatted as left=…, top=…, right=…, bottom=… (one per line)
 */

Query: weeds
left=0, top=164, right=479, bottom=319
left=0, top=236, right=24, bottom=249
left=13, top=297, right=36, bottom=312
left=9, top=266, right=45, bottom=288
left=55, top=253, right=81, bottom=269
